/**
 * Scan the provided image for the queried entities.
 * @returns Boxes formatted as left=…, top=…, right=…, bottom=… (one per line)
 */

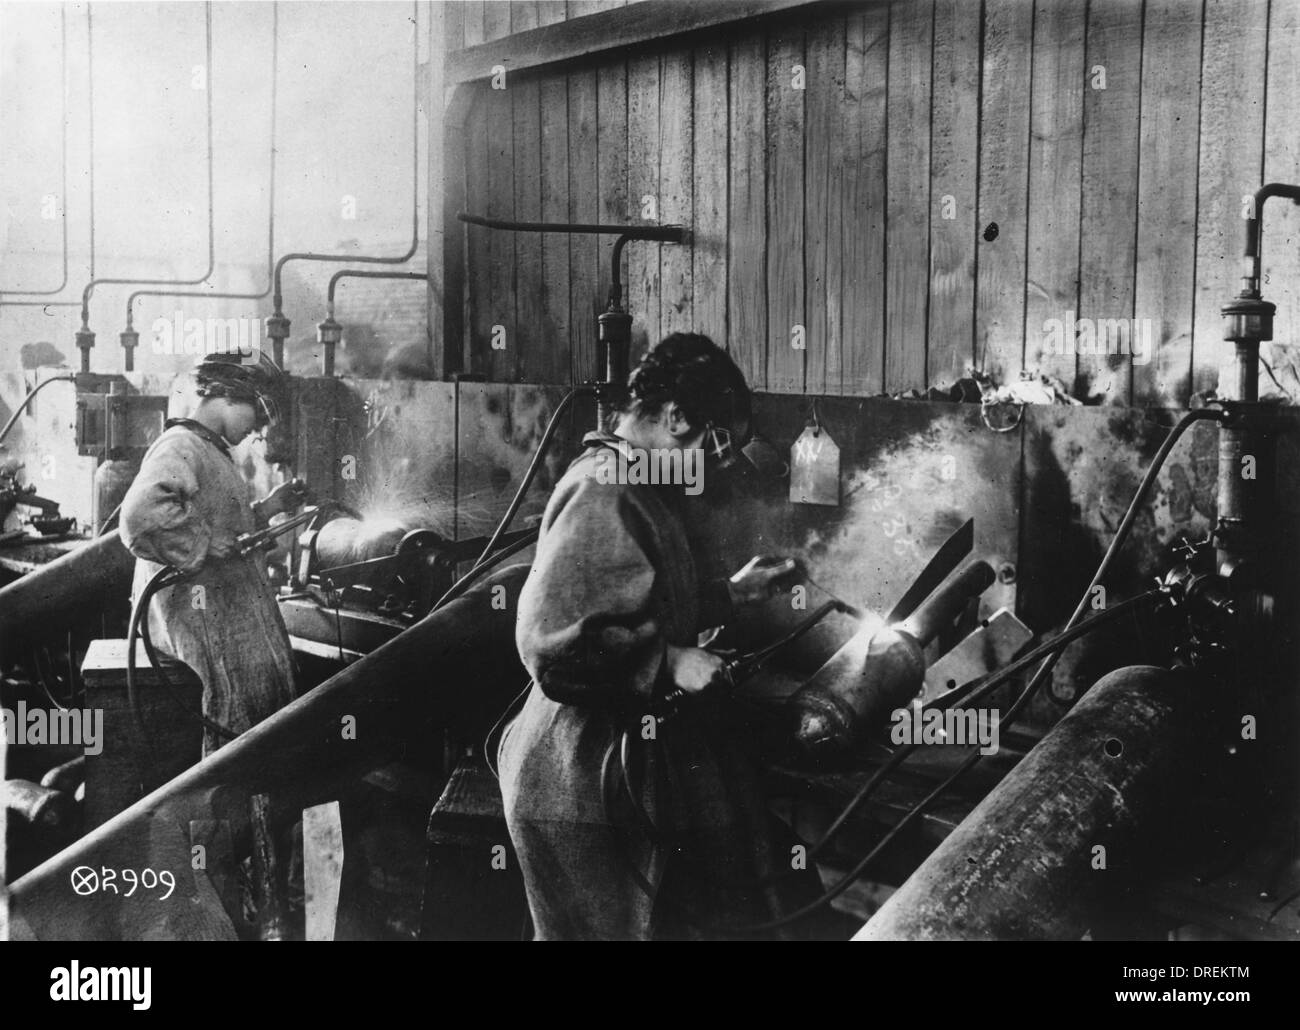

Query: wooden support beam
left=189, top=819, right=243, bottom=931
left=303, top=801, right=345, bottom=943
left=446, top=0, right=842, bottom=84
left=430, top=2, right=456, bottom=377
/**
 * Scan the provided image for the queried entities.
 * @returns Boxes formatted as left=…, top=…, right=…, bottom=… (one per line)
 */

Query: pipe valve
left=265, top=312, right=291, bottom=369
left=119, top=326, right=140, bottom=372
left=316, top=314, right=343, bottom=377
left=75, top=327, right=96, bottom=373
left=1221, top=293, right=1275, bottom=345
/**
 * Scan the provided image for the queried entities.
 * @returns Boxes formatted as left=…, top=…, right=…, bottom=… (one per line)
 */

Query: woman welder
left=120, top=352, right=306, bottom=757
left=498, top=332, right=819, bottom=940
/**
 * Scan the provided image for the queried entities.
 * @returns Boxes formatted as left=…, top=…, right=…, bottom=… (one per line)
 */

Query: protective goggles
left=196, top=351, right=283, bottom=429
left=252, top=391, right=280, bottom=430
left=217, top=385, right=279, bottom=430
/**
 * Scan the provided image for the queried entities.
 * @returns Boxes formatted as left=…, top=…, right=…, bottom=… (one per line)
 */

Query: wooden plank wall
left=448, top=0, right=1300, bottom=409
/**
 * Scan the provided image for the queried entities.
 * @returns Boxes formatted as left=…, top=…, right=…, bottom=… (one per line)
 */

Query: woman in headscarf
left=121, top=352, right=305, bottom=757
left=498, top=332, right=817, bottom=939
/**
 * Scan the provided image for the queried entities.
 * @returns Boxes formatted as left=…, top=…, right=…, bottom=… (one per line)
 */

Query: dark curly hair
left=622, top=333, right=751, bottom=441
left=194, top=351, right=285, bottom=427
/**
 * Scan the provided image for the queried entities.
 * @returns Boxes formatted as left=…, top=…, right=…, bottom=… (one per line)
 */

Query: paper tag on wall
left=789, top=426, right=840, bottom=506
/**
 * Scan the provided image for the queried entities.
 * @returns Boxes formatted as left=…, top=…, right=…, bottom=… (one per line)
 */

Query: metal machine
left=273, top=507, right=539, bottom=661
left=0, top=461, right=74, bottom=541
left=4, top=168, right=1299, bottom=940
left=850, top=184, right=1300, bottom=940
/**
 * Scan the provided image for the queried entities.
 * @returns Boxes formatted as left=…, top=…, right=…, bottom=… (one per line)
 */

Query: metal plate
left=920, top=607, right=1034, bottom=704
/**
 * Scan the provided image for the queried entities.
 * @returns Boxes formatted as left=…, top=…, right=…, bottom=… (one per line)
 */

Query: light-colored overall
left=121, top=424, right=295, bottom=757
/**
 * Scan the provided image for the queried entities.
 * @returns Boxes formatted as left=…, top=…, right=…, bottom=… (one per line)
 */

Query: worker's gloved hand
left=727, top=555, right=798, bottom=606
left=665, top=644, right=729, bottom=696
left=259, top=478, right=311, bottom=519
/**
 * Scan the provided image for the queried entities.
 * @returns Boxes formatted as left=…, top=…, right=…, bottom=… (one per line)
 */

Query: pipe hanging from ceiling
left=73, top=1, right=217, bottom=373
left=122, top=1, right=282, bottom=372
left=0, top=5, right=94, bottom=313
left=265, top=0, right=421, bottom=369
left=315, top=269, right=428, bottom=375
left=0, top=6, right=68, bottom=300
left=455, top=212, right=685, bottom=309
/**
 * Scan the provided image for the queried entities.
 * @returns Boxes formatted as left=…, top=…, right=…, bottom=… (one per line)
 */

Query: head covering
left=194, top=349, right=285, bottom=428
left=625, top=332, right=752, bottom=448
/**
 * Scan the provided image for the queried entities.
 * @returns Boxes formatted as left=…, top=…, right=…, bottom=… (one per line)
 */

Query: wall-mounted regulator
left=457, top=213, right=687, bottom=429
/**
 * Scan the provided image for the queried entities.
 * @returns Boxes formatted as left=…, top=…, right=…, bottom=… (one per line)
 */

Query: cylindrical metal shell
left=788, top=626, right=925, bottom=761
left=856, top=665, right=1190, bottom=940
left=8, top=564, right=532, bottom=940
left=92, top=458, right=138, bottom=535
left=312, top=517, right=407, bottom=574
left=0, top=530, right=135, bottom=642
left=1, top=778, right=74, bottom=829
left=40, top=755, right=86, bottom=794
left=898, top=560, right=995, bottom=645
left=788, top=560, right=995, bottom=761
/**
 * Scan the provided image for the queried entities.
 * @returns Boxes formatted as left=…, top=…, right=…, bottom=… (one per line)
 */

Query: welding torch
left=234, top=504, right=322, bottom=556
left=657, top=599, right=856, bottom=717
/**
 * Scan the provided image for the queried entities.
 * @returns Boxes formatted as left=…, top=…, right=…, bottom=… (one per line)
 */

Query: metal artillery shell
left=0, top=530, right=134, bottom=640
left=788, top=560, right=996, bottom=761
left=855, top=665, right=1191, bottom=940
left=788, top=625, right=926, bottom=761
left=1, top=778, right=74, bottom=830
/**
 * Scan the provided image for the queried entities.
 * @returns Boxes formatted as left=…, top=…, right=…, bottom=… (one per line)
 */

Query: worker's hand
left=666, top=644, right=728, bottom=696
left=206, top=534, right=238, bottom=561
left=727, top=555, right=798, bottom=606
left=259, top=478, right=310, bottom=518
